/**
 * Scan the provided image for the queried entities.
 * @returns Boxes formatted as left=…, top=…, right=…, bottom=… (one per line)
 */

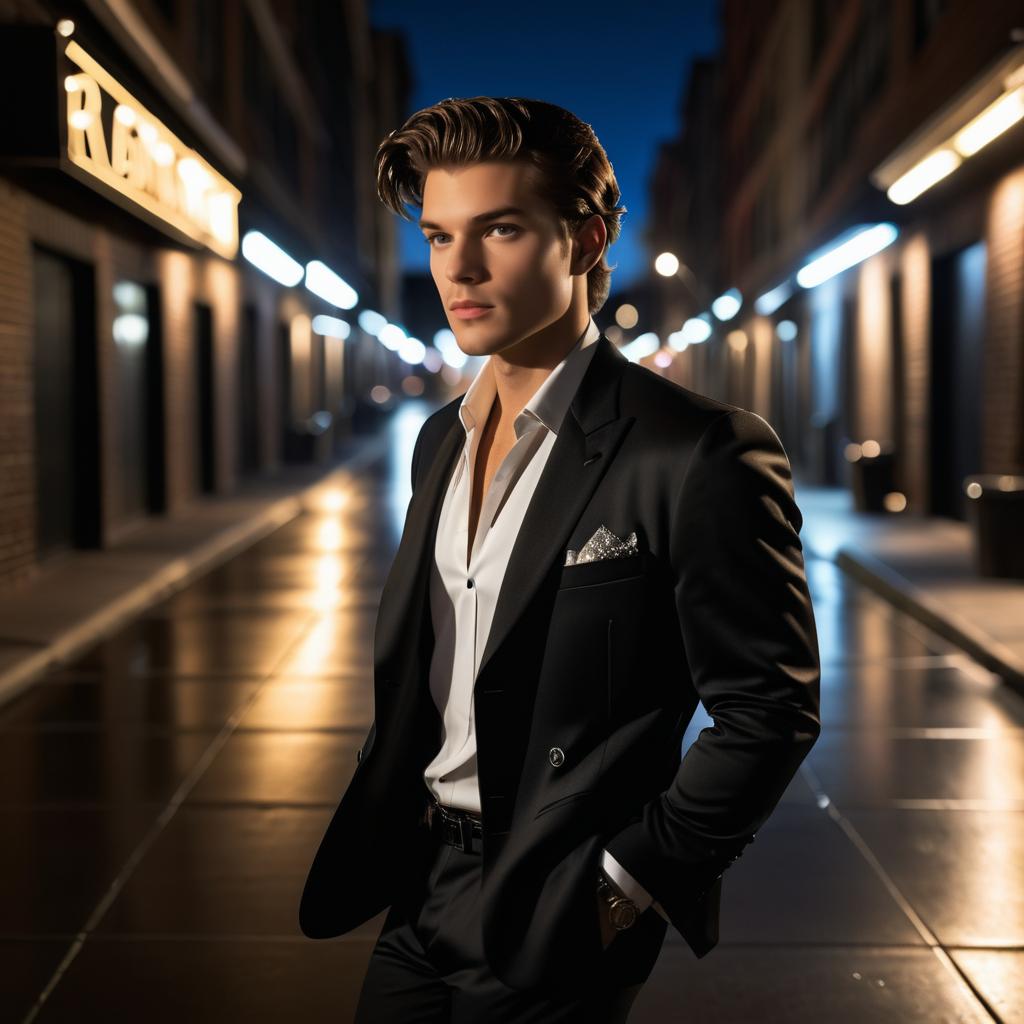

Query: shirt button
left=548, top=747, right=565, bottom=767
left=467, top=578, right=474, bottom=589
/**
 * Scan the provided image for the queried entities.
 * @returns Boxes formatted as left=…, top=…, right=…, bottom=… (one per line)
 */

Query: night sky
left=368, top=0, right=720, bottom=294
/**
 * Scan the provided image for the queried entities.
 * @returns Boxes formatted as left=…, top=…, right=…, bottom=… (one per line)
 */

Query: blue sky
left=368, top=1, right=720, bottom=292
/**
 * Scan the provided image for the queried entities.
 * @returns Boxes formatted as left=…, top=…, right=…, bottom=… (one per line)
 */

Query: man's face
left=419, top=160, right=577, bottom=358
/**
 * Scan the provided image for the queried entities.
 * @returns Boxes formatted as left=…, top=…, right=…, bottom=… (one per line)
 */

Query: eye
left=423, top=224, right=521, bottom=247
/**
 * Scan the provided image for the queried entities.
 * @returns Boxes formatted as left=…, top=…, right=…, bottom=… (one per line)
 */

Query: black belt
left=422, top=796, right=484, bottom=854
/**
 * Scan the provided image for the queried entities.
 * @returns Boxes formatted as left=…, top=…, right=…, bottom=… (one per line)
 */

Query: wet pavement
left=1, top=426, right=1022, bottom=1022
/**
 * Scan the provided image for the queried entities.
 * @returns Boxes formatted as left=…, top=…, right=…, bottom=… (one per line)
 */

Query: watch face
left=609, top=901, right=637, bottom=930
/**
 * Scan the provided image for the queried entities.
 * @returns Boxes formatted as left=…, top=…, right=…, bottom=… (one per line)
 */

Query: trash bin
left=844, top=439, right=900, bottom=514
left=964, top=473, right=1024, bottom=579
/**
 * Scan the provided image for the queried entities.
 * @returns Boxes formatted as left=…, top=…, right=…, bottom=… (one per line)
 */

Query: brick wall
left=898, top=232, right=931, bottom=515
left=0, top=181, right=34, bottom=586
left=983, top=169, right=1024, bottom=472
left=854, top=252, right=895, bottom=446
left=0, top=178, right=302, bottom=590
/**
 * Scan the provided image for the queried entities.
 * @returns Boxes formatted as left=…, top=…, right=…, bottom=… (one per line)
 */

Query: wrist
left=596, top=870, right=638, bottom=931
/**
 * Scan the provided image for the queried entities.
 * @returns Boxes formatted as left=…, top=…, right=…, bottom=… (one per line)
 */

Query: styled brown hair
left=375, top=97, right=627, bottom=315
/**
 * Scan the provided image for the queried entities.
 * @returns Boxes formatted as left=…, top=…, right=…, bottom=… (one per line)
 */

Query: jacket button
left=356, top=748, right=362, bottom=763
left=548, top=746, right=565, bottom=767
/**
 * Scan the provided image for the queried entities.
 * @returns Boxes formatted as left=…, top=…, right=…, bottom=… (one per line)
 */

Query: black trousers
left=354, top=820, right=668, bottom=1023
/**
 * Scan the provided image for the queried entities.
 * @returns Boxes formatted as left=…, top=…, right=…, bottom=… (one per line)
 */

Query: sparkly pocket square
left=564, top=525, right=639, bottom=566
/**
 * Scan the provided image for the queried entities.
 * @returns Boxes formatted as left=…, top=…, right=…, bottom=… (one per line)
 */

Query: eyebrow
left=418, top=206, right=529, bottom=230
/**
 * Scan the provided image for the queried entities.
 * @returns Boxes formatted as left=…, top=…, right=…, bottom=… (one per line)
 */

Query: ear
left=571, top=214, right=607, bottom=277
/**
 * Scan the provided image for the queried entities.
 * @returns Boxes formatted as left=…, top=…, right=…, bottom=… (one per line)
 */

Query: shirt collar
left=458, top=318, right=602, bottom=441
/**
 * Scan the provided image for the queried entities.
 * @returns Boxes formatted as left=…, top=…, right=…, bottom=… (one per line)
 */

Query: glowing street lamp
left=796, top=224, right=899, bottom=289
left=654, top=252, right=680, bottom=277
left=680, top=315, right=713, bottom=344
left=305, top=261, right=358, bottom=309
left=887, top=150, right=961, bottom=205
left=241, top=231, right=303, bottom=287
left=711, top=287, right=742, bottom=322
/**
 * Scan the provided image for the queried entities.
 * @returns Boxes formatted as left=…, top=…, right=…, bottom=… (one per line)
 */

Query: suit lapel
left=476, top=333, right=632, bottom=680
left=373, top=333, right=633, bottom=686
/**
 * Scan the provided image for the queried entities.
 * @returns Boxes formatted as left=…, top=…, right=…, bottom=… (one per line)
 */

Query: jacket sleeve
left=600, top=849, right=671, bottom=922
left=603, top=408, right=821, bottom=927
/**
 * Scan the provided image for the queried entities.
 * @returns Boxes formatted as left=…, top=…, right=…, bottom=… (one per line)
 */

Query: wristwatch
left=596, top=872, right=638, bottom=931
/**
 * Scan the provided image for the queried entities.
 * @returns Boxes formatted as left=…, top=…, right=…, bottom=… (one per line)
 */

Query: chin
left=452, top=328, right=504, bottom=356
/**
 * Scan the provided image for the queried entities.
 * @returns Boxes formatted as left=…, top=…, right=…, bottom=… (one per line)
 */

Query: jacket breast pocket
left=557, top=551, right=645, bottom=591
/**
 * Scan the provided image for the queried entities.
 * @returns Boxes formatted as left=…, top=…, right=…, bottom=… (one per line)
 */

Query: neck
left=488, top=307, right=591, bottom=436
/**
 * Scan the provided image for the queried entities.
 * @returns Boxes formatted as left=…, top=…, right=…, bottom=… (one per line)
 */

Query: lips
left=452, top=305, right=493, bottom=320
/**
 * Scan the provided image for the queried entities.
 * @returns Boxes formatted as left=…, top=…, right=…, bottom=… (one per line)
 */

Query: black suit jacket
left=299, top=333, right=821, bottom=990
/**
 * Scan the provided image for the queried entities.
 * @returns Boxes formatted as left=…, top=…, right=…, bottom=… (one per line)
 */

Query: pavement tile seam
left=798, top=763, right=942, bottom=947
left=16, top=602, right=348, bottom=1021
left=930, top=946, right=1009, bottom=1024
left=836, top=547, right=1024, bottom=699
left=8, top=468, right=1023, bottom=1021
left=794, top=768, right=1006, bottom=1022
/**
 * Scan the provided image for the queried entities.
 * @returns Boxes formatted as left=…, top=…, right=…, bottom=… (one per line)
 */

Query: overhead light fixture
left=776, top=320, right=798, bottom=342
left=311, top=315, right=351, bottom=338
left=654, top=252, right=679, bottom=276
left=711, top=287, right=742, bottom=321
left=241, top=231, right=303, bottom=286
left=954, top=85, right=1024, bottom=156
left=378, top=323, right=405, bottom=350
left=872, top=44, right=1024, bottom=205
left=398, top=337, right=426, bottom=365
left=620, top=332, right=660, bottom=362
left=726, top=330, right=748, bottom=353
left=680, top=314, right=713, bottom=344
left=887, top=150, right=961, bottom=205
left=754, top=280, right=793, bottom=315
left=304, top=261, right=358, bottom=309
left=358, top=309, right=387, bottom=336
left=614, top=303, right=639, bottom=329
left=796, top=224, right=898, bottom=289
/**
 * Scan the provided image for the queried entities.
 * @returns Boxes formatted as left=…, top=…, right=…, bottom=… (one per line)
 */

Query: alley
left=1, top=431, right=1020, bottom=1023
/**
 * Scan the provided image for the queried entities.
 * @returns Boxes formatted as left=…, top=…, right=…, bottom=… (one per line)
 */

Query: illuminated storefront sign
left=62, top=41, right=240, bottom=259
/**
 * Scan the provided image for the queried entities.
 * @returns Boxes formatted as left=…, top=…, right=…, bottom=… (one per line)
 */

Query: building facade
left=648, top=0, right=1024, bottom=521
left=0, top=0, right=412, bottom=587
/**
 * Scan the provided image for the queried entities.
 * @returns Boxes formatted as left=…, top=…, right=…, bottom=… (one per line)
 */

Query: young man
left=299, top=97, right=821, bottom=1022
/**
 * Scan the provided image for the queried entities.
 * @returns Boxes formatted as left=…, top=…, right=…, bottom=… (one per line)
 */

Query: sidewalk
left=797, top=481, right=1024, bottom=700
left=0, top=428, right=390, bottom=710
left=2, top=445, right=1021, bottom=714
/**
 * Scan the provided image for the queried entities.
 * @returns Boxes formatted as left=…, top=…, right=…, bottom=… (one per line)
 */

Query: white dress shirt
left=422, top=316, right=668, bottom=921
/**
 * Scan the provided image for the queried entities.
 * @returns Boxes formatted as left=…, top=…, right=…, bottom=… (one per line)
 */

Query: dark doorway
left=112, top=280, right=166, bottom=519
left=929, top=241, right=985, bottom=519
left=194, top=302, right=216, bottom=495
left=890, top=273, right=905, bottom=488
left=314, top=333, right=327, bottom=412
left=840, top=292, right=858, bottom=443
left=31, top=247, right=101, bottom=561
left=145, top=285, right=167, bottom=514
left=239, top=304, right=261, bottom=476
left=278, top=320, right=292, bottom=458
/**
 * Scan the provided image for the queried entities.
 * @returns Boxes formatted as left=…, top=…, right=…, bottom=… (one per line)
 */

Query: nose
left=444, top=237, right=486, bottom=286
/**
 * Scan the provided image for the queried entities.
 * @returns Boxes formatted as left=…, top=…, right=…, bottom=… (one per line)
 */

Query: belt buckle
left=441, top=808, right=473, bottom=853
left=458, top=816, right=473, bottom=853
